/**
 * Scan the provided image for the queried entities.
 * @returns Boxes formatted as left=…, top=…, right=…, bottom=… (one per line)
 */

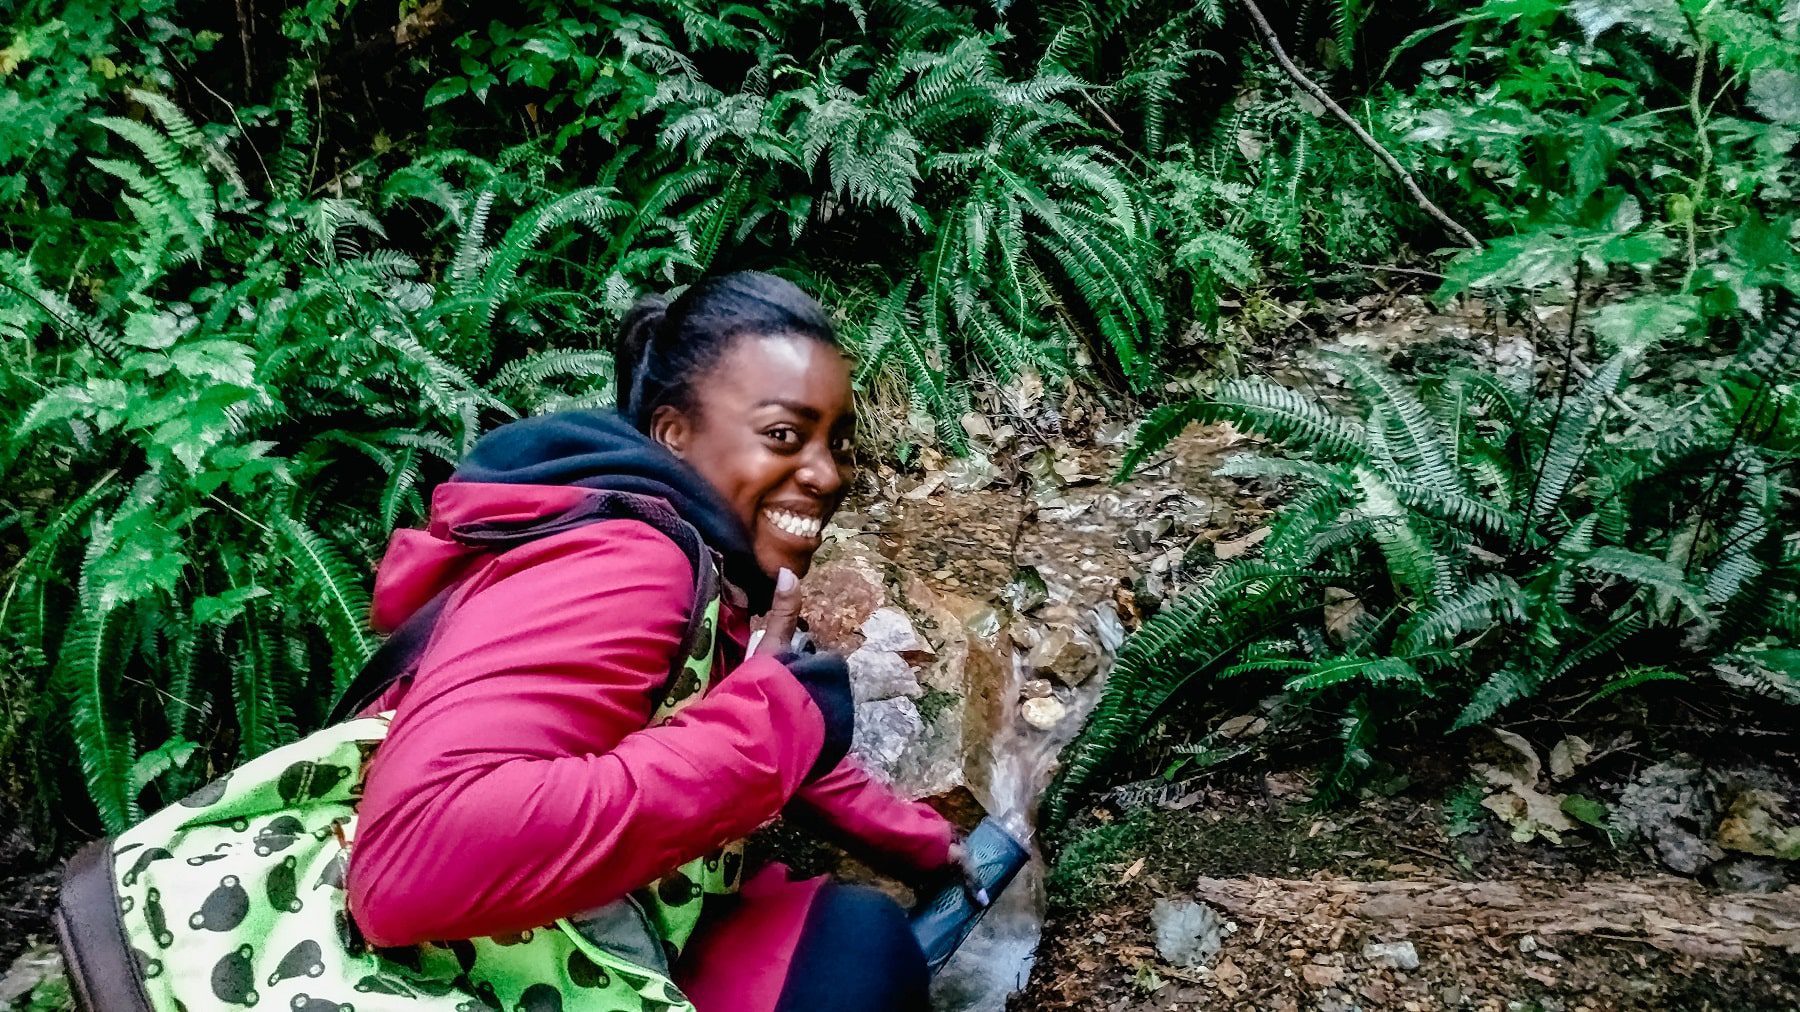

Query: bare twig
left=234, top=0, right=255, bottom=95
left=1079, top=89, right=1128, bottom=137
left=1236, top=0, right=1483, bottom=251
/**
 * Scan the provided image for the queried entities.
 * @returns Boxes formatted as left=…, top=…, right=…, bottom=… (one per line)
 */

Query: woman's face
left=651, top=332, right=855, bottom=579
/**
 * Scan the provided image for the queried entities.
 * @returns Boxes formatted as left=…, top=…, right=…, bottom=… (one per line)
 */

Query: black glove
left=779, top=651, right=853, bottom=781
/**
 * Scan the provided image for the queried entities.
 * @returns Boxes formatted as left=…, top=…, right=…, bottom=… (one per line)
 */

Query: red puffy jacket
left=346, top=481, right=953, bottom=949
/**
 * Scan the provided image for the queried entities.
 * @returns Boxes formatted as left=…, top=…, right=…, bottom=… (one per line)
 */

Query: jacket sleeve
left=347, top=521, right=827, bottom=947
left=788, top=758, right=956, bottom=874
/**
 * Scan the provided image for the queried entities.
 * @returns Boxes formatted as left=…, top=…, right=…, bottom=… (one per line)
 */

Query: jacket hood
left=370, top=410, right=773, bottom=632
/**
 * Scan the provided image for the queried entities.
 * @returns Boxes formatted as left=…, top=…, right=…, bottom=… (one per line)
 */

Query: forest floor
left=4, top=292, right=1799, bottom=1011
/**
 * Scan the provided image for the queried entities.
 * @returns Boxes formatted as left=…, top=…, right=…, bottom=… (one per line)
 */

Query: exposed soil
left=1011, top=752, right=1800, bottom=1011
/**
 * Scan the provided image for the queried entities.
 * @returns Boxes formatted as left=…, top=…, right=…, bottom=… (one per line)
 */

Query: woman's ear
left=648, top=404, right=692, bottom=458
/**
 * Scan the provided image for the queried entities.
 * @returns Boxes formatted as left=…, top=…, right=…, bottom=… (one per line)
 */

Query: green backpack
left=56, top=492, right=745, bottom=1012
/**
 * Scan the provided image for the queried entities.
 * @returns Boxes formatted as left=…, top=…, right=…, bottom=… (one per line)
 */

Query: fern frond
left=1578, top=546, right=1709, bottom=620
left=1451, top=667, right=1536, bottom=731
left=54, top=604, right=134, bottom=831
left=1396, top=575, right=1525, bottom=654
left=1525, top=351, right=1633, bottom=534
left=271, top=514, right=372, bottom=691
left=1332, top=353, right=1462, bottom=494
left=1285, top=655, right=1425, bottom=693
left=1581, top=666, right=1689, bottom=707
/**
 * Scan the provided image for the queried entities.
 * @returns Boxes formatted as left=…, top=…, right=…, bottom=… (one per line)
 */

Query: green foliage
left=1384, top=0, right=1800, bottom=325
left=1048, top=303, right=1799, bottom=826
left=0, top=62, right=624, bottom=829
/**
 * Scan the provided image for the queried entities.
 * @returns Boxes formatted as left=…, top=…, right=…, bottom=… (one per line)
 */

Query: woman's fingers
left=755, top=567, right=802, bottom=657
left=950, top=841, right=990, bottom=908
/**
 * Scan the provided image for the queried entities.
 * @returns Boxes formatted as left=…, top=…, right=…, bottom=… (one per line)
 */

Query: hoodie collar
left=450, top=409, right=775, bottom=610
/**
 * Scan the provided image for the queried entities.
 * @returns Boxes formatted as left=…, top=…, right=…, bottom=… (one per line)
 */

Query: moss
left=916, top=687, right=960, bottom=725
left=1046, top=811, right=1158, bottom=909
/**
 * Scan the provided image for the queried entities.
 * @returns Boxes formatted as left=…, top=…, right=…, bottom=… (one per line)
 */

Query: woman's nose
left=796, top=440, right=846, bottom=497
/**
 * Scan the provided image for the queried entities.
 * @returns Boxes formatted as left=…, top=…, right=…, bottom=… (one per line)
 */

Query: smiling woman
left=331, top=271, right=973, bottom=1012
left=621, top=276, right=858, bottom=581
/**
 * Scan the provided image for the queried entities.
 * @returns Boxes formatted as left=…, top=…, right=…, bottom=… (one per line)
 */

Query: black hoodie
left=452, top=409, right=776, bottom=611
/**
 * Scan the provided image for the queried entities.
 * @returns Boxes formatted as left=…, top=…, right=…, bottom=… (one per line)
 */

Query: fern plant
left=1046, top=303, right=1800, bottom=829
left=0, top=85, right=623, bottom=833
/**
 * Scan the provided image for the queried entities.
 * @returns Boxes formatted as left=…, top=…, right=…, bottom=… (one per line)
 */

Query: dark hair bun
left=618, top=272, right=839, bottom=430
left=615, top=293, right=671, bottom=415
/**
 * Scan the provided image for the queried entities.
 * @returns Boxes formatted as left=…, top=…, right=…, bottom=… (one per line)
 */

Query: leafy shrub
left=0, top=76, right=624, bottom=830
left=422, top=0, right=1210, bottom=440
left=1043, top=0, right=1800, bottom=830
left=1047, top=301, right=1800, bottom=825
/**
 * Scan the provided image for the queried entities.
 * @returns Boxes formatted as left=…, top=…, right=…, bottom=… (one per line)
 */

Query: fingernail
left=777, top=568, right=797, bottom=591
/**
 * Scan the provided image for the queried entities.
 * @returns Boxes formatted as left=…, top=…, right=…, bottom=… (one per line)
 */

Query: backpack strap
left=326, top=490, right=721, bottom=724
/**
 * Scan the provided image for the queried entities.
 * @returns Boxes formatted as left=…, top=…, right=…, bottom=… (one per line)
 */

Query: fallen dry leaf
left=1301, top=964, right=1345, bottom=988
left=1213, top=525, right=1271, bottom=560
left=1548, top=734, right=1593, bottom=780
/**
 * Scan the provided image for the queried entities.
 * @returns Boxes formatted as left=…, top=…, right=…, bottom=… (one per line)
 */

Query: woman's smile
left=761, top=504, right=825, bottom=544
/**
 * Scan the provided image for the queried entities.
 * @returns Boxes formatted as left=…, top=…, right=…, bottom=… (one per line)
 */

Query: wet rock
left=1021, top=678, right=1054, bottom=700
left=852, top=697, right=924, bottom=772
left=800, top=555, right=885, bottom=652
left=1613, top=761, right=1723, bottom=874
left=1021, top=696, right=1067, bottom=731
left=860, top=607, right=934, bottom=660
left=1006, top=565, right=1050, bottom=613
left=847, top=647, right=924, bottom=702
left=1708, top=855, right=1792, bottom=893
left=1716, top=787, right=1800, bottom=860
left=1150, top=898, right=1226, bottom=968
left=1361, top=941, right=1419, bottom=971
left=1020, top=606, right=1101, bottom=687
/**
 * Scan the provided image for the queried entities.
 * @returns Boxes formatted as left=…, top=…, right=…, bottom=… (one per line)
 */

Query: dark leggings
left=774, top=884, right=930, bottom=1012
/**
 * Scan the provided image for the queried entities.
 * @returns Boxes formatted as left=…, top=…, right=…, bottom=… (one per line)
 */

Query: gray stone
left=847, top=646, right=924, bottom=702
left=1709, top=855, right=1792, bottom=893
left=852, top=697, right=925, bottom=773
left=860, top=607, right=934, bottom=659
left=1021, top=678, right=1055, bottom=699
left=1150, top=898, right=1226, bottom=968
left=0, top=943, right=64, bottom=1005
left=1361, top=940, right=1419, bottom=971
left=1613, top=761, right=1723, bottom=875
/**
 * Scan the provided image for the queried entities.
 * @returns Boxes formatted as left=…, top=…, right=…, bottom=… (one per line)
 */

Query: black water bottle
left=909, top=817, right=1030, bottom=976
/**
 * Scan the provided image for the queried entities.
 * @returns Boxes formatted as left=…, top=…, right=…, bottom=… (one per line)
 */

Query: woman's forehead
left=708, top=333, right=854, bottom=418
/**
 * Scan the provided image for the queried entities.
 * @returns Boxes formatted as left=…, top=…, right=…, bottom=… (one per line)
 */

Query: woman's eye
left=832, top=436, right=856, bottom=456
left=766, top=427, right=800, bottom=445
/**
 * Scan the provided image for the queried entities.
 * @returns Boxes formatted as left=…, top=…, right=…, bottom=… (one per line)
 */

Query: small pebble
left=1021, top=695, right=1067, bottom=730
left=1021, top=678, right=1055, bottom=699
left=1361, top=940, right=1419, bottom=972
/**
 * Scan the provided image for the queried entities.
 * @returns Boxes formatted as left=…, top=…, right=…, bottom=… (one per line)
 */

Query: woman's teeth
left=764, top=509, right=822, bottom=540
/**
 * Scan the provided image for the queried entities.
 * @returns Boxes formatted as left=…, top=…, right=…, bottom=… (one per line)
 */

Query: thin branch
left=1236, top=0, right=1483, bottom=251
left=1079, top=88, right=1129, bottom=137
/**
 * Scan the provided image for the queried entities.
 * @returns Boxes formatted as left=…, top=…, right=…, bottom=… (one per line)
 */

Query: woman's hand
left=754, top=567, right=802, bottom=658
left=945, top=838, right=991, bottom=908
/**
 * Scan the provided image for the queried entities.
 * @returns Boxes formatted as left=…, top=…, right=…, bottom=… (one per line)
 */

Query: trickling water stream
left=930, top=639, right=1108, bottom=1012
left=823, top=429, right=1247, bottom=1010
